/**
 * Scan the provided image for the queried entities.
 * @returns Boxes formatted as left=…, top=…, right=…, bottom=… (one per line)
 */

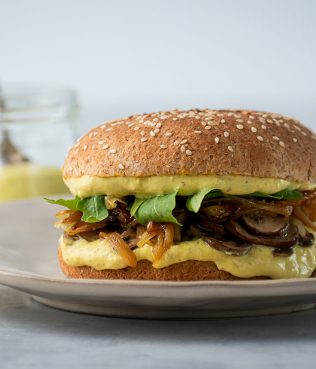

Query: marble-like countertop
left=1, top=285, right=316, bottom=369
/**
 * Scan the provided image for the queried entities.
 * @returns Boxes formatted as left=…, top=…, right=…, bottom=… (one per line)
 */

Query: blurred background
left=0, top=0, right=315, bottom=200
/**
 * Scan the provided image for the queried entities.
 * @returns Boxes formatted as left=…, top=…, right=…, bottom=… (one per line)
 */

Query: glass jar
left=0, top=83, right=78, bottom=202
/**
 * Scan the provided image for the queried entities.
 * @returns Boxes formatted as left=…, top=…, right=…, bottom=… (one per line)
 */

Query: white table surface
left=1, top=284, right=316, bottom=369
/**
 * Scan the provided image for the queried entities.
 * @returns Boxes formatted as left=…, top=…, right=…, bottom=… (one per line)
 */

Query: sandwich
left=47, top=109, right=316, bottom=280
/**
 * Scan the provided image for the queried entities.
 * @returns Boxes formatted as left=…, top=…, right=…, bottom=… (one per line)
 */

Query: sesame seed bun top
left=63, top=109, right=316, bottom=186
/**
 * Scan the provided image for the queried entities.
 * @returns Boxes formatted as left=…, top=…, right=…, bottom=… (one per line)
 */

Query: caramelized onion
left=60, top=211, right=83, bottom=224
left=137, top=230, right=157, bottom=247
left=100, top=232, right=137, bottom=267
left=293, top=206, right=316, bottom=231
left=203, top=197, right=293, bottom=217
left=152, top=223, right=175, bottom=261
left=68, top=220, right=106, bottom=236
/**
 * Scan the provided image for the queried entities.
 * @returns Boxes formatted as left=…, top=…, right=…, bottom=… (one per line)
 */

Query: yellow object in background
left=0, top=164, right=68, bottom=202
left=0, top=83, right=78, bottom=202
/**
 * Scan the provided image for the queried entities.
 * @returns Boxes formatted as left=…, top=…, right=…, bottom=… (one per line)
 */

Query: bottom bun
left=58, top=247, right=266, bottom=281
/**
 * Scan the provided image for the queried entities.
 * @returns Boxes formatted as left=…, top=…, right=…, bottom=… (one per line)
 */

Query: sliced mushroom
left=204, top=236, right=251, bottom=256
left=299, top=232, right=315, bottom=247
left=226, top=219, right=299, bottom=248
left=201, top=204, right=235, bottom=222
left=190, top=214, right=225, bottom=236
left=273, top=248, right=294, bottom=257
left=241, top=212, right=289, bottom=236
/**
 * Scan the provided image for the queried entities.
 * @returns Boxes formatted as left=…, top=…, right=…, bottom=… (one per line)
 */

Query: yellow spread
left=60, top=234, right=316, bottom=279
left=0, top=164, right=68, bottom=202
left=64, top=174, right=316, bottom=198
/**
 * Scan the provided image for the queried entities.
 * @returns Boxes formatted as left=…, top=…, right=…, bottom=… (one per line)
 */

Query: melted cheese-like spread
left=64, top=174, right=315, bottom=198
left=60, top=234, right=316, bottom=279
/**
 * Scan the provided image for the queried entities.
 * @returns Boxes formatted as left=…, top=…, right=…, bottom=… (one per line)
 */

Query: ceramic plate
left=1, top=198, right=316, bottom=319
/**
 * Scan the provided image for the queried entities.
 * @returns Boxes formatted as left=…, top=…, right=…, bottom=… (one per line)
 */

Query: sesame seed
left=74, top=142, right=79, bottom=148
left=236, top=124, right=244, bottom=130
left=74, top=149, right=79, bottom=155
left=294, top=125, right=301, bottom=131
left=267, top=119, right=273, bottom=124
left=220, top=119, right=226, bottom=124
left=228, top=145, right=234, bottom=153
left=236, top=119, right=244, bottom=123
left=251, top=127, right=257, bottom=133
left=205, top=117, right=214, bottom=121
left=133, top=126, right=140, bottom=130
left=98, top=141, right=104, bottom=145
left=284, top=123, right=290, bottom=129
left=101, top=125, right=106, bottom=129
left=247, top=120, right=252, bottom=124
left=144, top=120, right=152, bottom=125
left=154, top=128, right=160, bottom=134
left=140, top=137, right=148, bottom=142
left=172, top=118, right=178, bottom=121
left=165, top=132, right=173, bottom=137
left=275, top=121, right=281, bottom=127
left=128, top=123, right=135, bottom=127
left=293, top=138, right=298, bottom=142
left=156, top=123, right=162, bottom=128
left=204, top=126, right=212, bottom=130
left=302, top=131, right=307, bottom=136
left=180, top=139, right=188, bottom=144
left=214, top=137, right=220, bottom=143
left=224, top=131, right=229, bottom=137
left=160, top=144, right=167, bottom=149
left=180, top=145, right=186, bottom=152
left=105, top=128, right=112, bottom=132
left=88, top=132, right=93, bottom=137
left=102, top=144, right=109, bottom=150
left=153, top=118, right=159, bottom=122
left=186, top=150, right=192, bottom=156
left=273, top=136, right=279, bottom=141
left=140, top=130, right=145, bottom=136
left=174, top=139, right=181, bottom=146
left=194, top=130, right=202, bottom=134
left=195, top=116, right=200, bottom=120
left=261, top=125, right=266, bottom=129
left=257, top=135, right=263, bottom=141
left=109, top=148, right=117, bottom=154
left=249, top=115, right=255, bottom=120
left=118, top=163, right=124, bottom=170
left=83, top=145, right=87, bottom=151
left=150, top=131, right=156, bottom=137
left=202, top=121, right=207, bottom=126
left=279, top=141, right=285, bottom=147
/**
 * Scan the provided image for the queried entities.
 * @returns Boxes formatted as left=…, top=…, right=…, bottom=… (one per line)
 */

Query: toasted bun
left=63, top=109, right=316, bottom=185
left=58, top=247, right=253, bottom=281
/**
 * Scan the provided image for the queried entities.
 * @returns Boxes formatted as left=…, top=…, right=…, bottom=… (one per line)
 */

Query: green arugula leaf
left=185, top=188, right=303, bottom=213
left=131, top=192, right=180, bottom=225
left=77, top=196, right=109, bottom=223
left=246, top=189, right=303, bottom=200
left=272, top=188, right=303, bottom=200
left=44, top=197, right=80, bottom=211
left=45, top=195, right=109, bottom=223
left=186, top=189, right=225, bottom=213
